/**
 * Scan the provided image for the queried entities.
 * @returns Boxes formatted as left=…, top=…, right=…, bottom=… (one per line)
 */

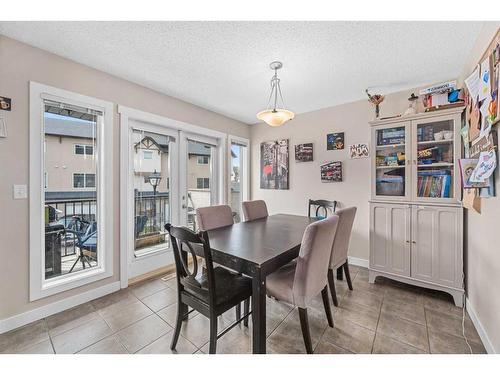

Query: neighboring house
left=44, top=115, right=212, bottom=196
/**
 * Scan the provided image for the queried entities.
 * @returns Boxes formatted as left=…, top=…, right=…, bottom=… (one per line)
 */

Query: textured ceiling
left=0, top=21, right=484, bottom=124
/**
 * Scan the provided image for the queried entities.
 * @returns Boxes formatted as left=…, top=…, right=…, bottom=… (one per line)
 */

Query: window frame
left=196, top=177, right=210, bottom=189
left=74, top=143, right=94, bottom=156
left=72, top=172, right=96, bottom=189
left=228, top=135, right=250, bottom=205
left=29, top=82, right=114, bottom=301
left=197, top=155, right=209, bottom=165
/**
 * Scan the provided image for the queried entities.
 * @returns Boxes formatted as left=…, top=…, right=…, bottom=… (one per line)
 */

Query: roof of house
left=45, top=116, right=212, bottom=156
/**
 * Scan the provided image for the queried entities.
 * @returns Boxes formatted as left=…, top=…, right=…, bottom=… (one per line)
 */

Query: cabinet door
left=411, top=113, right=461, bottom=204
left=411, top=205, right=463, bottom=288
left=372, top=122, right=411, bottom=201
left=370, top=203, right=410, bottom=276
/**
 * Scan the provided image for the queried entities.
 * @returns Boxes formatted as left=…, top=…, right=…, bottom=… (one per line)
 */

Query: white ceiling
left=0, top=21, right=484, bottom=124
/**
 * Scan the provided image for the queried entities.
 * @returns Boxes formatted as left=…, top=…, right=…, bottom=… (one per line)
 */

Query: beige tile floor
left=0, top=266, right=486, bottom=354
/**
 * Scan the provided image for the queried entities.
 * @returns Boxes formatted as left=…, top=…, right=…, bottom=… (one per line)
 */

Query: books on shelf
left=417, top=170, right=452, bottom=198
left=377, top=128, right=405, bottom=145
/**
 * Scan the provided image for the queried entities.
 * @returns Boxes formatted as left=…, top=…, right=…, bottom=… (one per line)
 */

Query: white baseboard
left=0, top=281, right=120, bottom=334
left=348, top=256, right=369, bottom=269
left=466, top=297, right=496, bottom=354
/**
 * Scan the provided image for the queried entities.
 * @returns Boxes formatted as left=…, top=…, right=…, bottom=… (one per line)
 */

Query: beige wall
left=459, top=24, right=500, bottom=353
left=250, top=87, right=426, bottom=261
left=0, top=35, right=249, bottom=321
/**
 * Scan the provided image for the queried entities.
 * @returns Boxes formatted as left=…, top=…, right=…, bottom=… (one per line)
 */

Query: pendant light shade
left=257, top=61, right=294, bottom=126
left=256, top=109, right=295, bottom=127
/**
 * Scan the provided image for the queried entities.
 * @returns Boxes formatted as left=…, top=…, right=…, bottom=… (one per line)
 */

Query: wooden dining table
left=202, top=214, right=317, bottom=354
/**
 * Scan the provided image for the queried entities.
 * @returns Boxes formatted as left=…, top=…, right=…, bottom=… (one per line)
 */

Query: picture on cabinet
left=260, top=139, right=289, bottom=190
left=349, top=143, right=370, bottom=159
left=326, top=132, right=344, bottom=150
left=295, top=143, right=313, bottom=162
left=320, top=161, right=342, bottom=182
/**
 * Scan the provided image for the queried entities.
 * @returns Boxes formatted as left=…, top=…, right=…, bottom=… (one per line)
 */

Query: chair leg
left=298, top=308, right=313, bottom=354
left=208, top=315, right=218, bottom=354
left=243, top=298, right=250, bottom=327
left=327, top=269, right=339, bottom=307
left=235, top=303, right=241, bottom=322
left=170, top=302, right=184, bottom=350
left=321, top=286, right=334, bottom=328
left=344, top=262, right=353, bottom=291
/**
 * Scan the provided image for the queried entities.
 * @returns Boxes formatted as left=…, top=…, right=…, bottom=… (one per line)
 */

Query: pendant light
left=256, top=61, right=295, bottom=126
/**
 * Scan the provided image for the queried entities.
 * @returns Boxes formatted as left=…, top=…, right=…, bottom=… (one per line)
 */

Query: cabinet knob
left=412, top=241, right=416, bottom=244
left=405, top=240, right=410, bottom=243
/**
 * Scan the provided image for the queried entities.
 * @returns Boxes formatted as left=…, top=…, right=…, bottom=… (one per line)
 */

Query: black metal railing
left=45, top=196, right=96, bottom=257
left=134, top=191, right=170, bottom=241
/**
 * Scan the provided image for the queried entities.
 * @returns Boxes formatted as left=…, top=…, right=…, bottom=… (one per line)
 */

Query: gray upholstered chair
left=196, top=205, right=234, bottom=231
left=327, top=207, right=357, bottom=306
left=195, top=205, right=249, bottom=323
left=266, top=215, right=339, bottom=353
left=241, top=200, right=268, bottom=221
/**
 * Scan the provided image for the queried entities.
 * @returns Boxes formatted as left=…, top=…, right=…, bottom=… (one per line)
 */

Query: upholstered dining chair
left=196, top=204, right=234, bottom=231
left=166, top=224, right=252, bottom=354
left=195, top=205, right=248, bottom=323
left=241, top=200, right=269, bottom=221
left=266, top=215, right=339, bottom=354
left=327, top=207, right=357, bottom=307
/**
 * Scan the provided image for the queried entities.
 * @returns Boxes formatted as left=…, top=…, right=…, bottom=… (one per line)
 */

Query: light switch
left=13, top=184, right=28, bottom=199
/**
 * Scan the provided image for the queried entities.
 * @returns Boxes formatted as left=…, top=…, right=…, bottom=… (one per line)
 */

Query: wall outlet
left=13, top=184, right=28, bottom=199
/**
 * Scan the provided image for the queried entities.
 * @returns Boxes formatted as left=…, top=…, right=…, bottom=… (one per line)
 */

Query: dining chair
left=196, top=204, right=234, bottom=231
left=308, top=199, right=337, bottom=219
left=266, top=215, right=339, bottom=354
left=241, top=200, right=269, bottom=221
left=327, top=207, right=357, bottom=307
left=195, top=205, right=248, bottom=323
left=165, top=224, right=252, bottom=354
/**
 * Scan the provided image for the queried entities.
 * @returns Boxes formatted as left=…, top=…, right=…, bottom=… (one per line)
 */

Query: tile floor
left=0, top=266, right=486, bottom=354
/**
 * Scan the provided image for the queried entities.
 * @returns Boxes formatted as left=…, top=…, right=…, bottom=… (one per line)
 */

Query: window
left=30, top=82, right=113, bottom=301
left=143, top=150, right=153, bottom=160
left=75, top=144, right=94, bottom=156
left=197, top=155, right=209, bottom=164
left=229, top=137, right=249, bottom=223
left=197, top=177, right=210, bottom=189
left=73, top=173, right=96, bottom=188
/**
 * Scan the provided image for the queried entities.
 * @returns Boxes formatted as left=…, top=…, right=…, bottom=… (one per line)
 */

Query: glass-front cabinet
left=371, top=109, right=462, bottom=204
left=373, top=122, right=410, bottom=201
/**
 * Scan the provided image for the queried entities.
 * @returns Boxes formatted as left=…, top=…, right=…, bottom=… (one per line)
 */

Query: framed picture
left=349, top=143, right=370, bottom=158
left=320, top=161, right=342, bottom=182
left=260, top=139, right=289, bottom=189
left=295, top=143, right=314, bottom=162
left=327, top=132, right=344, bottom=150
left=0, top=96, right=12, bottom=111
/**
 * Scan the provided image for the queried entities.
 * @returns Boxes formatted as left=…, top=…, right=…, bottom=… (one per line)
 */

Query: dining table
left=199, top=213, right=317, bottom=354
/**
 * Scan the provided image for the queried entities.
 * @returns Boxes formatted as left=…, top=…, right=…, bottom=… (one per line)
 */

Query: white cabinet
left=369, top=108, right=465, bottom=307
left=411, top=205, right=463, bottom=289
left=370, top=202, right=410, bottom=276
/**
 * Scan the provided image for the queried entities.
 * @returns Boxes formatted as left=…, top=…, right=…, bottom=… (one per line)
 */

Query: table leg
left=252, top=269, right=266, bottom=354
left=336, top=267, right=343, bottom=281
